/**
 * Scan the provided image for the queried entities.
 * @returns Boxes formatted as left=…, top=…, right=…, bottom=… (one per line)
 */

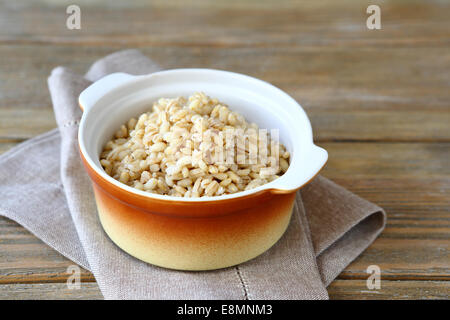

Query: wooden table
left=0, top=0, right=448, bottom=300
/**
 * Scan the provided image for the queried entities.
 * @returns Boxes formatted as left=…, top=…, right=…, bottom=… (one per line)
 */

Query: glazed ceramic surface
left=78, top=69, right=327, bottom=270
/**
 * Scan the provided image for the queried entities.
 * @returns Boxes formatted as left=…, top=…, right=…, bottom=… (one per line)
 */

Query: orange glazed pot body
left=82, top=153, right=296, bottom=270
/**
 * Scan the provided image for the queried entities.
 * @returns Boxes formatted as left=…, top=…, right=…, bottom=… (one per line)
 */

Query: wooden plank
left=0, top=141, right=448, bottom=284
left=0, top=44, right=448, bottom=141
left=0, top=216, right=94, bottom=284
left=328, top=280, right=450, bottom=300
left=0, top=108, right=56, bottom=140
left=0, top=0, right=448, bottom=47
left=338, top=239, right=450, bottom=281
left=0, top=282, right=102, bottom=300
left=319, top=142, right=450, bottom=280
left=2, top=212, right=447, bottom=284
left=0, top=280, right=447, bottom=300
left=320, top=141, right=449, bottom=223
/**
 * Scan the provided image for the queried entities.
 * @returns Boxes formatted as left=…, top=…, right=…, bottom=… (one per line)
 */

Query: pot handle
left=78, top=73, right=135, bottom=112
left=268, top=145, right=328, bottom=194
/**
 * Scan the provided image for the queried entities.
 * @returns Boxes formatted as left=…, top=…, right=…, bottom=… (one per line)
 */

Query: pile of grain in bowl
left=99, top=92, right=290, bottom=197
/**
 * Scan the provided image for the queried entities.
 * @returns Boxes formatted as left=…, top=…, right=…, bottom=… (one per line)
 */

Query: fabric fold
left=0, top=49, right=386, bottom=300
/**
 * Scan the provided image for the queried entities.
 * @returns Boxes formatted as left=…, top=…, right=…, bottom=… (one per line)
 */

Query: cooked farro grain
left=100, top=92, right=290, bottom=197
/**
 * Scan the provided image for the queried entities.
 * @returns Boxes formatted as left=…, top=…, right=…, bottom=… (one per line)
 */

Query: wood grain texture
left=328, top=280, right=450, bottom=300
left=0, top=216, right=94, bottom=284
left=1, top=0, right=448, bottom=47
left=0, top=142, right=448, bottom=286
left=1, top=280, right=448, bottom=300
left=0, top=0, right=449, bottom=142
left=0, top=44, right=448, bottom=142
left=0, top=0, right=448, bottom=300
left=0, top=283, right=102, bottom=300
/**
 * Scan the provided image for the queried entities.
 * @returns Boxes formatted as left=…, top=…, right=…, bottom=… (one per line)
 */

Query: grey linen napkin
left=0, top=50, right=386, bottom=299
